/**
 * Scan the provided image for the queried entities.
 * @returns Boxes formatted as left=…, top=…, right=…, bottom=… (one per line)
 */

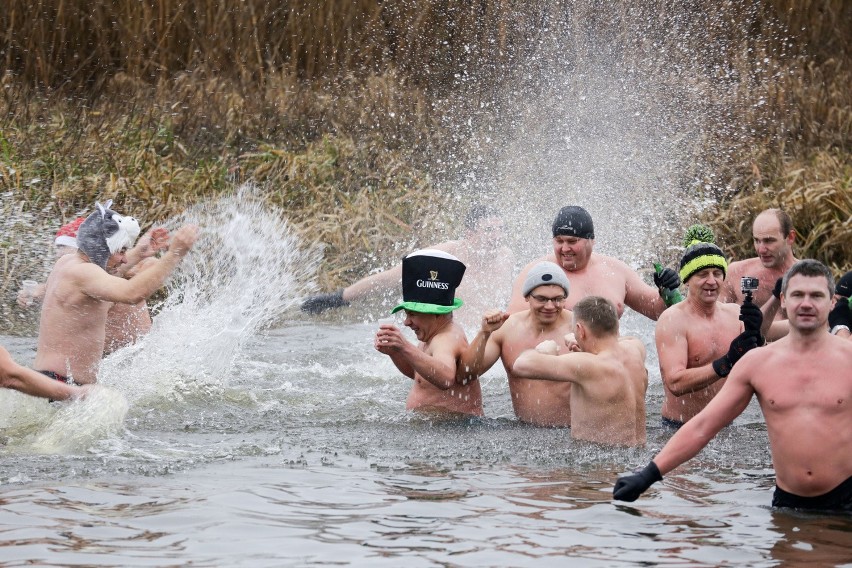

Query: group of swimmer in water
left=308, top=204, right=852, bottom=513
left=1, top=200, right=850, bottom=513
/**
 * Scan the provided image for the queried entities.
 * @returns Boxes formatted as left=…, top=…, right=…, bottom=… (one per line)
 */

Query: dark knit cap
left=552, top=206, right=594, bottom=239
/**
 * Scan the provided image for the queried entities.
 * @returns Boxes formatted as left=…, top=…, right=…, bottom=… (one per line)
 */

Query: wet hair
left=464, top=204, right=499, bottom=230
left=759, top=208, right=794, bottom=237
left=781, top=259, right=834, bottom=296
left=573, top=296, right=619, bottom=336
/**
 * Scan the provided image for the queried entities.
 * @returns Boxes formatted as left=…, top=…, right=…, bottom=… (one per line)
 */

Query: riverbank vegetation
left=0, top=0, right=849, bottom=331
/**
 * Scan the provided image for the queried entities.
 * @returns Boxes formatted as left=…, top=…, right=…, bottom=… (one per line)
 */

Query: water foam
left=100, top=186, right=322, bottom=404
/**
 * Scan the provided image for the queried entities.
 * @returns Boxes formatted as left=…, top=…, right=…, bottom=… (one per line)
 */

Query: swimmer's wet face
left=552, top=235, right=593, bottom=271
left=752, top=213, right=794, bottom=269
left=526, top=284, right=567, bottom=323
left=403, top=310, right=440, bottom=341
left=782, top=273, right=832, bottom=333
left=106, top=248, right=128, bottom=271
left=686, top=267, right=725, bottom=304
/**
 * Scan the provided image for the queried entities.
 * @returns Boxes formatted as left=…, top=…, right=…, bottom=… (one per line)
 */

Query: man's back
left=570, top=337, right=647, bottom=446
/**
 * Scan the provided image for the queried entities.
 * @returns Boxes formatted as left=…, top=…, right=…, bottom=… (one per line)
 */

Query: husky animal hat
left=76, top=200, right=140, bottom=270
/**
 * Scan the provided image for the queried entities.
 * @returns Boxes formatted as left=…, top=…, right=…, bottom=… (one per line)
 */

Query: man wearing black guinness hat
left=508, top=206, right=681, bottom=320
left=374, top=249, right=483, bottom=417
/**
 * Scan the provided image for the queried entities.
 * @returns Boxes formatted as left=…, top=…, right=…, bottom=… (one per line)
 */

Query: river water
left=1, top=196, right=850, bottom=567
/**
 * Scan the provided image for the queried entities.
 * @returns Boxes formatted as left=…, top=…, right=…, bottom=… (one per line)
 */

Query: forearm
left=628, top=286, right=668, bottom=320
left=459, top=330, right=493, bottom=379
left=343, top=266, right=401, bottom=302
left=4, top=365, right=77, bottom=400
left=663, top=365, right=722, bottom=396
left=387, top=351, right=415, bottom=378
left=118, top=252, right=183, bottom=303
left=405, top=350, right=458, bottom=389
left=653, top=418, right=718, bottom=475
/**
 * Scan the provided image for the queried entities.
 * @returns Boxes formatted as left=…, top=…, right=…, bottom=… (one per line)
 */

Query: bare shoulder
left=726, top=258, right=759, bottom=276
left=619, top=335, right=647, bottom=357
left=593, top=252, right=633, bottom=273
left=655, top=300, right=688, bottom=330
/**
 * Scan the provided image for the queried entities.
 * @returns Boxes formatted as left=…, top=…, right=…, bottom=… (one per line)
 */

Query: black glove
left=301, top=289, right=348, bottom=314
left=772, top=277, right=782, bottom=300
left=654, top=267, right=680, bottom=293
left=712, top=329, right=761, bottom=377
left=739, top=300, right=763, bottom=333
left=613, top=461, right=663, bottom=502
left=828, top=297, right=852, bottom=329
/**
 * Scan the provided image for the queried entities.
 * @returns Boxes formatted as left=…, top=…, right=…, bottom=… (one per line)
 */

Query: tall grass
left=0, top=0, right=849, bottom=334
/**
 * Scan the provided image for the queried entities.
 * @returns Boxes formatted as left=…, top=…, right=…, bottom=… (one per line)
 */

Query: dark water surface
left=2, top=315, right=850, bottom=567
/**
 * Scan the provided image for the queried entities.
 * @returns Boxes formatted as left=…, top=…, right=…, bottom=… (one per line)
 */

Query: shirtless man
left=0, top=346, right=90, bottom=401
left=374, top=249, right=482, bottom=417
left=303, top=205, right=515, bottom=325
left=33, top=201, right=198, bottom=384
left=655, top=232, right=763, bottom=427
left=460, top=261, right=574, bottom=426
left=508, top=206, right=680, bottom=319
left=511, top=296, right=648, bottom=446
left=615, top=260, right=852, bottom=512
left=18, top=216, right=169, bottom=354
left=721, top=208, right=798, bottom=311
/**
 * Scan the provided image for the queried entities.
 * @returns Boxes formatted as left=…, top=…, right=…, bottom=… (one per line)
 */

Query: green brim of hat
left=391, top=297, right=464, bottom=315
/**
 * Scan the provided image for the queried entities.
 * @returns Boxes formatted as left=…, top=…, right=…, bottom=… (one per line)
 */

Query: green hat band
left=391, top=297, right=464, bottom=315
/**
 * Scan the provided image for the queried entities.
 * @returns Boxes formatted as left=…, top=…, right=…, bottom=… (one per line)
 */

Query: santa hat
left=54, top=217, right=86, bottom=248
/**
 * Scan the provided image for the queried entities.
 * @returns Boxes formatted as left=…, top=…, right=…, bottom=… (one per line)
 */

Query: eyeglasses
left=530, top=295, right=566, bottom=305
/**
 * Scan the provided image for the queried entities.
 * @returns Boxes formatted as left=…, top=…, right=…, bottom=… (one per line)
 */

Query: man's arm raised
left=459, top=309, right=508, bottom=382
left=81, top=225, right=198, bottom=305
left=623, top=263, right=670, bottom=321
left=614, top=355, right=757, bottom=501
left=513, top=346, right=593, bottom=384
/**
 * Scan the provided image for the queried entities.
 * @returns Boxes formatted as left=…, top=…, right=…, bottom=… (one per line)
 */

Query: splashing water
left=100, top=187, right=322, bottom=404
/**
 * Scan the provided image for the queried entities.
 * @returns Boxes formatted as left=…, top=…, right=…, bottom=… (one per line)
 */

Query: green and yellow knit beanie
left=679, top=224, right=728, bottom=283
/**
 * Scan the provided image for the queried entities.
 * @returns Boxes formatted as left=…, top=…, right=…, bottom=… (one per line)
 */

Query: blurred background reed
left=0, top=0, right=849, bottom=330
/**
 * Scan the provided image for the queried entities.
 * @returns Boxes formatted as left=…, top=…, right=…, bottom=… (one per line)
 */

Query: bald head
left=752, top=209, right=795, bottom=269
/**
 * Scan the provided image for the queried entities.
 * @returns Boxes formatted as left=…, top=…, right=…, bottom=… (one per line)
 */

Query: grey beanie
left=76, top=200, right=140, bottom=270
left=522, top=261, right=570, bottom=297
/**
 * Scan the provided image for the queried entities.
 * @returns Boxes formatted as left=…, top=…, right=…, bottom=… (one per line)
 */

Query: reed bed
left=0, top=0, right=849, bottom=333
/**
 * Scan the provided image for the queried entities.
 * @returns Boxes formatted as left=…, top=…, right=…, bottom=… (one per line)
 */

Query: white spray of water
left=100, top=186, right=322, bottom=404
